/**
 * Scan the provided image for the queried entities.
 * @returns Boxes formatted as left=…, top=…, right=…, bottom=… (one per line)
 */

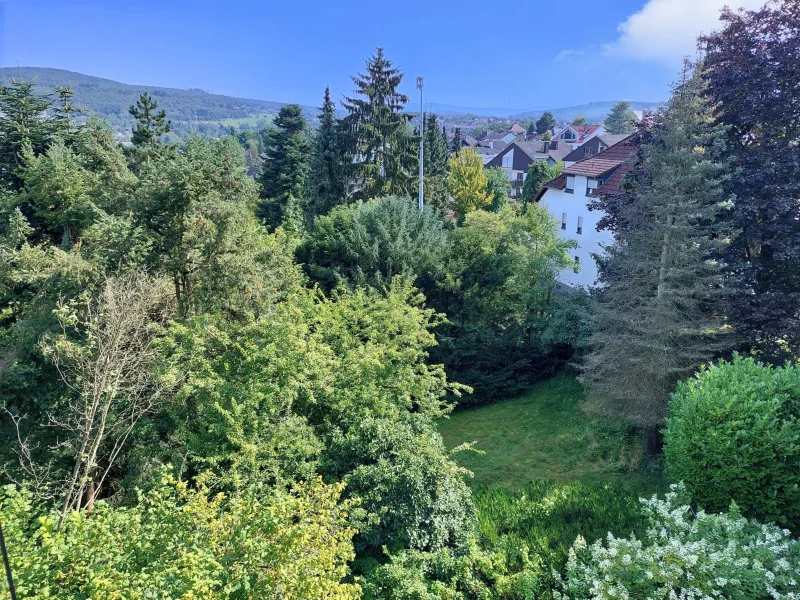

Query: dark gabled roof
left=562, top=135, right=636, bottom=177
left=462, top=135, right=479, bottom=146
left=562, top=134, right=631, bottom=163
left=534, top=135, right=638, bottom=202
left=484, top=130, right=512, bottom=140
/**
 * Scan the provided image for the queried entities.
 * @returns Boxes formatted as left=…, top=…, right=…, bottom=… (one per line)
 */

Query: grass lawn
left=437, top=373, right=664, bottom=497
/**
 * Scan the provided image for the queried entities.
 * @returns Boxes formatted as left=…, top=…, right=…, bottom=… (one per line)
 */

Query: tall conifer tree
left=0, top=81, right=65, bottom=189
left=258, top=104, right=310, bottom=229
left=580, top=62, right=735, bottom=444
left=341, top=47, right=417, bottom=200
left=423, top=113, right=449, bottom=210
left=129, top=92, right=171, bottom=148
left=604, top=101, right=636, bottom=134
left=308, top=86, right=345, bottom=218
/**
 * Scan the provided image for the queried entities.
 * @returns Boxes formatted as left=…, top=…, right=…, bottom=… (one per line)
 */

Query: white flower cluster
left=555, top=484, right=800, bottom=600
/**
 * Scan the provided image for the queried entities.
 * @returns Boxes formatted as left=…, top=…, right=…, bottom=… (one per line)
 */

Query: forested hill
left=0, top=66, right=316, bottom=136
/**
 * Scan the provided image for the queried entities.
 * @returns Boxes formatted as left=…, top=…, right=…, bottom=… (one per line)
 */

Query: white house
left=553, top=123, right=606, bottom=150
left=534, top=135, right=637, bottom=287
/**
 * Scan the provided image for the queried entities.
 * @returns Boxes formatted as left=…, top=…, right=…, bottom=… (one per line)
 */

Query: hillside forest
left=1, top=2, right=800, bottom=599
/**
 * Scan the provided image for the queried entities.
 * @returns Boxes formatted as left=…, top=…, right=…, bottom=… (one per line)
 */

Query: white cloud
left=555, top=48, right=586, bottom=62
left=605, top=0, right=763, bottom=65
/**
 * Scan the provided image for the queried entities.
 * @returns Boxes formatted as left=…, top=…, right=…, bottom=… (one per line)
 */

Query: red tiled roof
left=533, top=135, right=638, bottom=202
left=594, top=161, right=634, bottom=196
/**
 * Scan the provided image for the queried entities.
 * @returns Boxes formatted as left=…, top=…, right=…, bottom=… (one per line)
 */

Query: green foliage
left=665, top=355, right=800, bottom=530
left=437, top=374, right=658, bottom=492
left=581, top=63, right=735, bottom=431
left=485, top=165, right=510, bottom=212
left=258, top=104, right=311, bottom=229
left=0, top=80, right=68, bottom=190
left=447, top=148, right=490, bottom=218
left=429, top=207, right=577, bottom=400
left=128, top=91, right=171, bottom=149
left=571, top=116, right=587, bottom=125
left=298, top=195, right=448, bottom=290
left=0, top=475, right=360, bottom=599
left=308, top=87, right=346, bottom=218
left=341, top=47, right=417, bottom=200
left=422, top=114, right=450, bottom=212
left=521, top=160, right=563, bottom=204
left=558, top=484, right=800, bottom=600
left=536, top=111, right=556, bottom=134
left=603, top=100, right=636, bottom=134
left=475, top=480, right=646, bottom=594
left=134, top=135, right=302, bottom=316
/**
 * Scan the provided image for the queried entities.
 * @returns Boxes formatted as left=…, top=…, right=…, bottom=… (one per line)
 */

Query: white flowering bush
left=556, top=484, right=800, bottom=600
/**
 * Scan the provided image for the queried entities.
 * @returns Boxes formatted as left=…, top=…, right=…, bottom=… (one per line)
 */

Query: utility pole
left=417, top=76, right=424, bottom=211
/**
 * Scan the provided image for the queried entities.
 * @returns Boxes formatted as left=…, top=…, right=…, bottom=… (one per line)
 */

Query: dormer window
left=584, top=147, right=594, bottom=156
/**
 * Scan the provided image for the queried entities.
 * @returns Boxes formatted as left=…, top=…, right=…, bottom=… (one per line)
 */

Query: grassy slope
left=438, top=373, right=663, bottom=496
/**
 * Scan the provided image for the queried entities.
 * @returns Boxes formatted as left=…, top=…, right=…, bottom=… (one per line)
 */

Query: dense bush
left=664, top=355, right=800, bottom=529
left=557, top=484, right=800, bottom=600
left=0, top=475, right=359, bottom=599
left=298, top=196, right=448, bottom=290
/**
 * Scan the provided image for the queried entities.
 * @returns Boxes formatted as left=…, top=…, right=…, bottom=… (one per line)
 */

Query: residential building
left=509, top=122, right=526, bottom=135
left=562, top=133, right=632, bottom=166
left=534, top=135, right=637, bottom=287
left=485, top=139, right=572, bottom=199
left=477, top=130, right=519, bottom=148
left=553, top=123, right=605, bottom=149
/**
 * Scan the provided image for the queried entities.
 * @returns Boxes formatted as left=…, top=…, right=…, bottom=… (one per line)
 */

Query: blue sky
left=0, top=0, right=759, bottom=111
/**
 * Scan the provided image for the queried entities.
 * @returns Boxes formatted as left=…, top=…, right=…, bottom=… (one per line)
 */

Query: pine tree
left=341, top=47, right=417, bottom=200
left=0, top=80, right=64, bottom=190
left=580, top=62, right=735, bottom=443
left=308, top=87, right=345, bottom=218
left=535, top=111, right=556, bottom=134
left=604, top=101, right=636, bottom=134
left=128, top=91, right=171, bottom=149
left=258, top=104, right=310, bottom=229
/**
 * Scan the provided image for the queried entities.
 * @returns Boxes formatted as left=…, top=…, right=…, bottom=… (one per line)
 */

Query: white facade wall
left=539, top=174, right=613, bottom=288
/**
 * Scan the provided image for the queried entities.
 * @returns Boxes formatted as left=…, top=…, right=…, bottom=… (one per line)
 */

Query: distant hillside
left=513, top=100, right=662, bottom=123
left=0, top=67, right=316, bottom=137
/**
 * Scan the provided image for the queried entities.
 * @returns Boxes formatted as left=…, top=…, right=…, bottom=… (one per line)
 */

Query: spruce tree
left=308, top=86, right=345, bottom=218
left=423, top=113, right=449, bottom=210
left=604, top=101, right=636, bottom=134
left=0, top=81, right=64, bottom=190
left=129, top=91, right=171, bottom=148
left=341, top=47, right=417, bottom=200
left=521, top=160, right=563, bottom=204
left=580, top=62, right=735, bottom=443
left=535, top=111, right=556, bottom=134
left=258, top=104, right=310, bottom=229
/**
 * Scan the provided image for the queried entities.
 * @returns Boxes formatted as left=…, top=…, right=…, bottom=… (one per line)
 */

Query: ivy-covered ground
left=438, top=374, right=664, bottom=496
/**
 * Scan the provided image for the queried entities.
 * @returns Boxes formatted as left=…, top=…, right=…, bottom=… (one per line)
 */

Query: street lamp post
left=417, top=76, right=424, bottom=211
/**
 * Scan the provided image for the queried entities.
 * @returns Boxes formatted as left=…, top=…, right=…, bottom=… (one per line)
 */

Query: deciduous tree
left=447, top=148, right=490, bottom=218
left=701, top=0, right=800, bottom=361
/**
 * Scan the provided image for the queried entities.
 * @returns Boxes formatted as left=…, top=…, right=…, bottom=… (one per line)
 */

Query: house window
left=561, top=212, right=567, bottom=230
left=563, top=129, right=575, bottom=140
left=584, top=147, right=594, bottom=156
left=565, top=175, right=575, bottom=194
left=574, top=255, right=580, bottom=273
left=577, top=216, right=583, bottom=235
left=502, top=153, right=512, bottom=169
left=586, top=178, right=599, bottom=195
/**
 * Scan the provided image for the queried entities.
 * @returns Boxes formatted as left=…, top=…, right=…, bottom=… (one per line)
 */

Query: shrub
left=557, top=483, right=800, bottom=600
left=0, top=474, right=359, bottom=599
left=664, top=355, right=800, bottom=529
